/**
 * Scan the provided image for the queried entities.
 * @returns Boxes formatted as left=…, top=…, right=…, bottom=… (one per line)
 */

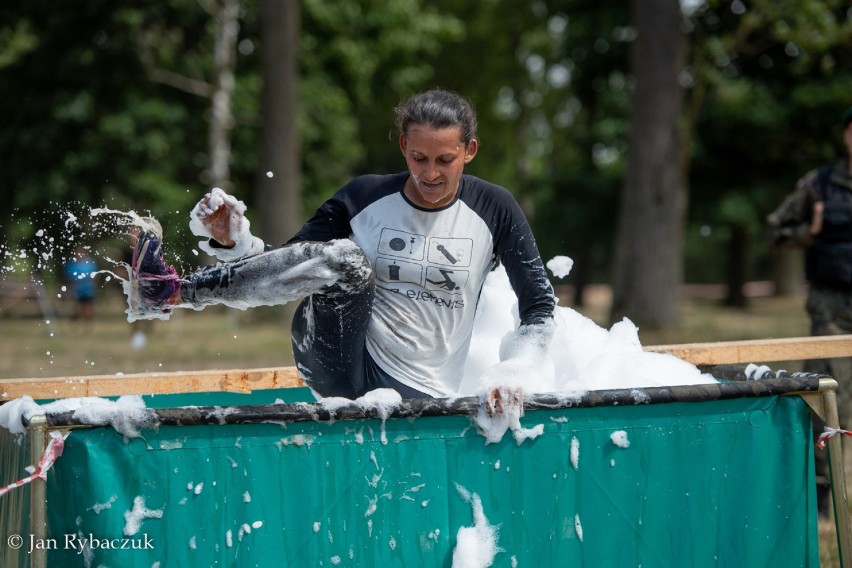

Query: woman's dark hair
left=394, top=89, right=478, bottom=145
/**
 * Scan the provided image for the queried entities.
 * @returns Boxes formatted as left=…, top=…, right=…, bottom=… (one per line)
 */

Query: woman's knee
left=321, top=240, right=374, bottom=292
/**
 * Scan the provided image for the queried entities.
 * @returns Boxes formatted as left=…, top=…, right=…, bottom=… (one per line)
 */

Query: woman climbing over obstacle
left=129, top=88, right=556, bottom=411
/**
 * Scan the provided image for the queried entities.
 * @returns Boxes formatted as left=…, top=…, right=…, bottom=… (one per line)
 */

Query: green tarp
left=0, top=389, right=819, bottom=568
left=1, top=425, right=34, bottom=568
left=3, top=388, right=814, bottom=567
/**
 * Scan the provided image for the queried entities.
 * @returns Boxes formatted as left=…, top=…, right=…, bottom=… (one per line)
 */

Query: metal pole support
left=820, top=378, right=852, bottom=567
left=27, top=415, right=48, bottom=568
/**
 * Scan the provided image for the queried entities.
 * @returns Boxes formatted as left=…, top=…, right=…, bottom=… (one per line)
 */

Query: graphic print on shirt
left=377, top=228, right=425, bottom=260
left=376, top=228, right=472, bottom=296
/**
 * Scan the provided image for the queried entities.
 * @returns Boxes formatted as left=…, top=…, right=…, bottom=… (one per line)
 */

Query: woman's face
left=400, top=124, right=477, bottom=209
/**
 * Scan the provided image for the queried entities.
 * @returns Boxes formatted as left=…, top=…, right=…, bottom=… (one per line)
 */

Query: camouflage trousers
left=804, top=286, right=852, bottom=493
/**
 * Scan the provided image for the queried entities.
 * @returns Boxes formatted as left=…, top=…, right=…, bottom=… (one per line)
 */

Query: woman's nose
left=421, top=161, right=437, bottom=179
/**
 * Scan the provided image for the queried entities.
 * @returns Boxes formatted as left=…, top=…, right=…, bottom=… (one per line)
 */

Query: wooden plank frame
left=645, top=334, right=852, bottom=366
left=0, top=335, right=849, bottom=402
left=0, top=367, right=303, bottom=402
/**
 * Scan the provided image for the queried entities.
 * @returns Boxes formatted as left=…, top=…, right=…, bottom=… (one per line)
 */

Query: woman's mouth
left=414, top=175, right=443, bottom=191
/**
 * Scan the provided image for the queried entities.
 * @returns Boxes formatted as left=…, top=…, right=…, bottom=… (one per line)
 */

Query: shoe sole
left=127, top=236, right=152, bottom=316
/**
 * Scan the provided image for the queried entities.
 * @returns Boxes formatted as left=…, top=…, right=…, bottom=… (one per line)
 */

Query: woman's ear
left=399, top=132, right=408, bottom=154
left=464, top=138, right=479, bottom=163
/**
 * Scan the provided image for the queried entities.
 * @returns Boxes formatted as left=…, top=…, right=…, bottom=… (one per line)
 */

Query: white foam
left=123, top=496, right=163, bottom=536
left=546, top=255, right=574, bottom=279
left=610, top=430, right=630, bottom=448
left=452, top=484, right=502, bottom=568
left=463, top=264, right=717, bottom=396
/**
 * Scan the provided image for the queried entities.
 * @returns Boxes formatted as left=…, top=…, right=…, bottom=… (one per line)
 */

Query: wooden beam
left=644, top=335, right=852, bottom=366
left=0, top=367, right=304, bottom=402
left=2, top=335, right=849, bottom=402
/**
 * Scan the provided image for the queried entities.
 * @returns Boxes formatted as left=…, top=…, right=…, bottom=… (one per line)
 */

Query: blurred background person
left=768, top=105, right=852, bottom=517
left=64, top=246, right=98, bottom=322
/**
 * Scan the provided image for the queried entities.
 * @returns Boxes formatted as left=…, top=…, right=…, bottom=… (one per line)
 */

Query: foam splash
left=464, top=264, right=716, bottom=395
left=123, top=495, right=164, bottom=537
left=2, top=395, right=157, bottom=439
left=452, top=484, right=502, bottom=568
left=1, top=204, right=177, bottom=320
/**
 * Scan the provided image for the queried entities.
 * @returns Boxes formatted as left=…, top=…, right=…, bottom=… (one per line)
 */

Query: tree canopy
left=1, top=1, right=850, bottom=327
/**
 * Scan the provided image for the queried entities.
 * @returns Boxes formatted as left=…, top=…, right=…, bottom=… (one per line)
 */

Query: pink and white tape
left=0, top=430, right=66, bottom=497
left=816, top=426, right=852, bottom=450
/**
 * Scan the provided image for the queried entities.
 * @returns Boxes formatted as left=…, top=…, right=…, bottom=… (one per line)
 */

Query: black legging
left=181, top=239, right=432, bottom=399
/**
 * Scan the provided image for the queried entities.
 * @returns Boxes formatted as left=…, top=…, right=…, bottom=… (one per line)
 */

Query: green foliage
left=0, top=20, right=38, bottom=69
left=299, top=0, right=463, bottom=199
left=1, top=0, right=850, bottom=290
left=685, top=0, right=851, bottom=282
left=0, top=0, right=462, bottom=273
left=0, top=2, right=205, bottom=271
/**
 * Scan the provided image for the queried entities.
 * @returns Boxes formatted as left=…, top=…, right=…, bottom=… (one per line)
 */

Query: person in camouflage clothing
left=768, top=106, right=852, bottom=517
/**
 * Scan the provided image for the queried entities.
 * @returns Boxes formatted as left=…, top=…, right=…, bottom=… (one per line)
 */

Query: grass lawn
left=0, top=289, right=296, bottom=379
left=0, top=282, right=814, bottom=380
left=0, top=282, right=847, bottom=565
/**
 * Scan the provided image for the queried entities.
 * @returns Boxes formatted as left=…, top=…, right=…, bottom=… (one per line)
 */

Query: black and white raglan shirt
left=288, top=172, right=555, bottom=397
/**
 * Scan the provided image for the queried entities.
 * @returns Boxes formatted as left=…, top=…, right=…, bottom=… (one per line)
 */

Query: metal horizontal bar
left=31, top=371, right=825, bottom=429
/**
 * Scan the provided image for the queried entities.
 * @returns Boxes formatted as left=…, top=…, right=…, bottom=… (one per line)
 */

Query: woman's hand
left=189, top=188, right=265, bottom=261
left=195, top=193, right=237, bottom=247
left=485, top=385, right=524, bottom=417
left=810, top=201, right=824, bottom=237
left=190, top=188, right=248, bottom=247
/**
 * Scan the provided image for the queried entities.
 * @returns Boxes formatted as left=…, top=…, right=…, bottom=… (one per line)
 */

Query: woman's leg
left=290, top=273, right=374, bottom=398
left=182, top=240, right=371, bottom=311
left=151, top=237, right=429, bottom=399
left=291, top=272, right=433, bottom=399
left=182, top=240, right=376, bottom=397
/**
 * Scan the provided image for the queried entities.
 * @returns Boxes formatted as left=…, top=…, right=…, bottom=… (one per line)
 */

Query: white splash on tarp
left=364, top=495, right=378, bottom=518
left=319, top=390, right=402, bottom=442
left=610, top=430, right=630, bottom=448
left=88, top=495, right=118, bottom=515
left=570, top=436, right=580, bottom=471
left=356, top=389, right=402, bottom=445
left=123, top=496, right=163, bottom=536
left=574, top=513, right=584, bottom=542
left=275, top=434, right=316, bottom=450
left=452, top=483, right=502, bottom=568
left=512, top=423, right=544, bottom=445
left=229, top=520, right=263, bottom=545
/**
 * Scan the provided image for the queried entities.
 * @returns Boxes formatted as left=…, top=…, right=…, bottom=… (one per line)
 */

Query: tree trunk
left=610, top=0, right=686, bottom=329
left=571, top=246, right=592, bottom=308
left=206, top=0, right=240, bottom=190
left=724, top=224, right=749, bottom=307
left=773, top=247, right=805, bottom=297
left=256, top=0, right=301, bottom=246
